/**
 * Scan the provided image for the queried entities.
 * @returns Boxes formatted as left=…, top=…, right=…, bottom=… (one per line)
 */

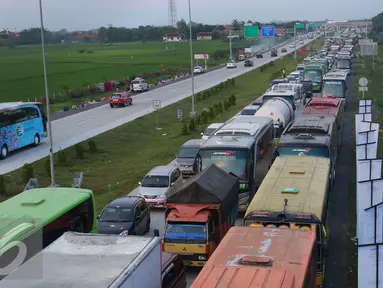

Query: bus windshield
left=278, top=146, right=329, bottom=158
left=336, top=59, right=351, bottom=69
left=322, top=81, right=346, bottom=98
left=164, top=222, right=206, bottom=244
left=199, top=149, right=248, bottom=180
left=304, top=70, right=322, bottom=83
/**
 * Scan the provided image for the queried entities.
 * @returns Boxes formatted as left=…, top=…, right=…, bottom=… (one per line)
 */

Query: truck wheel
left=0, top=145, right=8, bottom=159
left=33, top=134, right=40, bottom=146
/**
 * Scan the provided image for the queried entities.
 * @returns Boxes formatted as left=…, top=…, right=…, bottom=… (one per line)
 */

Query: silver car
left=137, top=166, right=182, bottom=208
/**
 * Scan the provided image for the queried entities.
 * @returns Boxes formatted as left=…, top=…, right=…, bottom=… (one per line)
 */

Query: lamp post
left=188, top=0, right=196, bottom=117
left=39, top=0, right=56, bottom=186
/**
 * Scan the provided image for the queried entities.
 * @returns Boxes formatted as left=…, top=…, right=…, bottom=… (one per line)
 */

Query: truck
left=162, top=164, right=239, bottom=267
left=0, top=232, right=163, bottom=288
left=255, top=97, right=294, bottom=148
left=271, top=47, right=278, bottom=57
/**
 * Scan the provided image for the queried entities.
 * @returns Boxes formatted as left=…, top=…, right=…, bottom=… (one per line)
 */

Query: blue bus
left=0, top=102, right=46, bottom=159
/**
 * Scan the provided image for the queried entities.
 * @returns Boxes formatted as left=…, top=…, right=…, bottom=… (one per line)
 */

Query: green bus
left=303, top=64, right=324, bottom=92
left=0, top=187, right=97, bottom=274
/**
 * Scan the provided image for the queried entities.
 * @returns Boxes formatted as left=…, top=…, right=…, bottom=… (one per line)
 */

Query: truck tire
left=0, top=145, right=8, bottom=159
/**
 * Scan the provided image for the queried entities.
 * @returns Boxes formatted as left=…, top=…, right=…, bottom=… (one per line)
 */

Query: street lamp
left=188, top=0, right=196, bottom=117
left=39, top=0, right=56, bottom=186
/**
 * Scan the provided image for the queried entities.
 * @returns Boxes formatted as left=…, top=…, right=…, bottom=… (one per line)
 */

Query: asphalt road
left=0, top=37, right=320, bottom=175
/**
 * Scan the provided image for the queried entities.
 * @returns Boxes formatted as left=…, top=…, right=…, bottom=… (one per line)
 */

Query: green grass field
left=0, top=39, right=267, bottom=104
left=0, top=38, right=324, bottom=211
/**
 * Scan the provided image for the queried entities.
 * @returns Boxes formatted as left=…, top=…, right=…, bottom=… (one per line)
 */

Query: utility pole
left=294, top=24, right=297, bottom=59
left=188, top=0, right=195, bottom=117
left=229, top=30, right=233, bottom=59
left=39, top=0, right=56, bottom=186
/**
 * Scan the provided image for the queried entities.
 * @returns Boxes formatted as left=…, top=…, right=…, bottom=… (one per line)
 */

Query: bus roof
left=190, top=226, right=316, bottom=288
left=323, top=71, right=348, bottom=81
left=201, top=135, right=259, bottom=150
left=303, top=98, right=343, bottom=118
left=0, top=102, right=36, bottom=112
left=263, top=90, right=295, bottom=97
left=214, top=116, right=272, bottom=137
left=0, top=187, right=93, bottom=245
left=245, top=156, right=330, bottom=221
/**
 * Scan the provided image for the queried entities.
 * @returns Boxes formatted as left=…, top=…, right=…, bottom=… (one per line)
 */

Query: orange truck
left=190, top=226, right=317, bottom=288
left=162, top=164, right=239, bottom=267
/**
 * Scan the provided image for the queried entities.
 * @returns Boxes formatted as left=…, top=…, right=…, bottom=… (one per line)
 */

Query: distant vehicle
left=271, top=79, right=288, bottom=86
left=175, top=139, right=204, bottom=177
left=271, top=48, right=278, bottom=57
left=244, top=59, right=253, bottom=67
left=281, top=48, right=287, bottom=53
left=137, top=166, right=182, bottom=207
left=0, top=187, right=98, bottom=271
left=98, top=196, right=150, bottom=235
left=299, top=40, right=304, bottom=44
left=255, top=51, right=263, bottom=58
left=0, top=102, right=46, bottom=159
left=109, top=92, right=132, bottom=108
left=289, top=43, right=295, bottom=48
left=131, top=77, right=149, bottom=92
left=193, top=66, right=205, bottom=74
left=226, top=60, right=237, bottom=68
left=201, top=123, right=224, bottom=140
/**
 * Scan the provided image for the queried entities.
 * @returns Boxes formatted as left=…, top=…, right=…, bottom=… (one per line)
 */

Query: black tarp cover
left=166, top=164, right=239, bottom=218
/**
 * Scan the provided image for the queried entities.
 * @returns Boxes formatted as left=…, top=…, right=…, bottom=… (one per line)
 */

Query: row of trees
left=2, top=19, right=310, bottom=46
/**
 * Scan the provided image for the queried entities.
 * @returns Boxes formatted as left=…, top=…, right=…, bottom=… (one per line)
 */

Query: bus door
left=315, top=224, right=328, bottom=287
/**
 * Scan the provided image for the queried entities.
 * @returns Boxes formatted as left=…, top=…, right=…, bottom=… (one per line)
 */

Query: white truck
left=0, top=232, right=162, bottom=288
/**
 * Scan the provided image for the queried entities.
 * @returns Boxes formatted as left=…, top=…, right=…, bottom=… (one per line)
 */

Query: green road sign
left=244, top=26, right=259, bottom=38
left=310, top=23, right=323, bottom=27
left=295, top=23, right=305, bottom=29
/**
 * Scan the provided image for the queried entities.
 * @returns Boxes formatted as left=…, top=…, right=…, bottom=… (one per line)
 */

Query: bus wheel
left=33, top=134, right=40, bottom=146
left=0, top=145, right=8, bottom=159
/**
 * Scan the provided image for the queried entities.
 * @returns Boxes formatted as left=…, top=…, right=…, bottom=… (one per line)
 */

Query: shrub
left=75, top=144, right=85, bottom=159
left=223, top=100, right=230, bottom=111
left=181, top=122, right=190, bottom=135
left=189, top=119, right=196, bottom=131
left=58, top=150, right=68, bottom=164
left=88, top=140, right=98, bottom=154
left=44, top=158, right=51, bottom=175
left=0, top=175, right=6, bottom=195
left=21, top=163, right=34, bottom=184
left=213, top=104, right=220, bottom=116
left=229, top=94, right=237, bottom=106
left=208, top=107, right=215, bottom=119
left=195, top=115, right=201, bottom=126
left=218, top=102, right=223, bottom=114
left=201, top=111, right=209, bottom=124
left=196, top=93, right=203, bottom=101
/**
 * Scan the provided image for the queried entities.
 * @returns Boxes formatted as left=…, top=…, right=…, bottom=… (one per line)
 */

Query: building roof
left=197, top=32, right=212, bottom=36
left=165, top=32, right=181, bottom=37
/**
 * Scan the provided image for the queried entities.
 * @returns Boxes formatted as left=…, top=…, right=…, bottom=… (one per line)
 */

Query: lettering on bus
left=210, top=151, right=236, bottom=161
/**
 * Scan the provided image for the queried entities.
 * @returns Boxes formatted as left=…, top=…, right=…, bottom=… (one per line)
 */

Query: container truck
left=0, top=232, right=163, bottom=288
left=162, top=164, right=239, bottom=267
left=255, top=97, right=294, bottom=148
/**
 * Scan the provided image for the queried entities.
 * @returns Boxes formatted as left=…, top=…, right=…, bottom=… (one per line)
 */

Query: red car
left=109, top=92, right=132, bottom=108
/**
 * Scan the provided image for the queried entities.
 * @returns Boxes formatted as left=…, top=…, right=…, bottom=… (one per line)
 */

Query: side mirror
left=154, top=229, right=160, bottom=237
left=138, top=182, right=142, bottom=186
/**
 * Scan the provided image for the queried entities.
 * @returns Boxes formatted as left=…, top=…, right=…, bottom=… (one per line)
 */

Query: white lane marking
left=78, top=119, right=92, bottom=125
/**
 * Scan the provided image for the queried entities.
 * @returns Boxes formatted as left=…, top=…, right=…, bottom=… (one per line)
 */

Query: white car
left=290, top=44, right=295, bottom=48
left=226, top=60, right=237, bottom=68
left=131, top=77, right=149, bottom=92
left=193, top=66, right=205, bottom=74
left=201, top=123, right=224, bottom=140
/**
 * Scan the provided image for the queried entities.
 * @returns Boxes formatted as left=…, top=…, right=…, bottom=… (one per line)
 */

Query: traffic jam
left=0, top=28, right=358, bottom=288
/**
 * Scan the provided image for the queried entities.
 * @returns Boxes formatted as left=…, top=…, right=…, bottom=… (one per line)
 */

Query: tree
left=372, top=12, right=383, bottom=33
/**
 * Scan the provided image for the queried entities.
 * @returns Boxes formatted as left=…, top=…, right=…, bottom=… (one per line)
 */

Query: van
left=131, top=77, right=149, bottom=92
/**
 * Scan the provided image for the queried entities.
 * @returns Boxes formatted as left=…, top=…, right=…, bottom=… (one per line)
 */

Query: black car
left=255, top=52, right=263, bottom=58
left=176, top=139, right=204, bottom=177
left=244, top=60, right=253, bottom=67
left=281, top=48, right=287, bottom=53
left=97, top=196, right=150, bottom=235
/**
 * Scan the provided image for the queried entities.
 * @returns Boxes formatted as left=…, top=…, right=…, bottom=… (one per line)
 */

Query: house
left=70, top=32, right=97, bottom=43
left=162, top=33, right=182, bottom=42
left=196, top=32, right=212, bottom=40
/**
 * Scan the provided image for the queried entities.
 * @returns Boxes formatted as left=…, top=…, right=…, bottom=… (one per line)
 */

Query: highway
left=0, top=37, right=319, bottom=175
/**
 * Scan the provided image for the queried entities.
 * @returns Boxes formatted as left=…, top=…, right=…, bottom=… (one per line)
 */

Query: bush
left=75, top=144, right=85, bottom=159
left=58, top=150, right=68, bottom=164
left=223, top=100, right=230, bottom=111
left=0, top=175, right=6, bottom=195
left=44, top=158, right=51, bottom=175
left=208, top=107, right=215, bottom=119
left=195, top=115, right=201, bottom=126
left=229, top=94, right=237, bottom=106
left=213, top=104, right=220, bottom=116
left=196, top=93, right=203, bottom=101
left=218, top=102, right=223, bottom=114
left=189, top=119, right=196, bottom=131
left=21, top=163, right=34, bottom=183
left=88, top=140, right=98, bottom=154
left=181, top=122, right=190, bottom=135
left=201, top=111, right=209, bottom=124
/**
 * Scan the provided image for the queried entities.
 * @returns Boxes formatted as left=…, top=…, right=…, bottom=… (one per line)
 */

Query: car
left=289, top=43, right=295, bottom=48
left=226, top=60, right=237, bottom=68
left=193, top=66, right=205, bottom=74
left=239, top=105, right=261, bottom=116
left=131, top=77, right=149, bottom=92
left=244, top=59, right=254, bottom=67
left=299, top=40, right=304, bottom=44
left=109, top=92, right=132, bottom=108
left=97, top=196, right=150, bottom=235
left=281, top=48, right=287, bottom=53
left=201, top=123, right=224, bottom=140
left=137, top=166, right=182, bottom=208
left=175, top=139, right=204, bottom=177
left=255, top=52, right=263, bottom=58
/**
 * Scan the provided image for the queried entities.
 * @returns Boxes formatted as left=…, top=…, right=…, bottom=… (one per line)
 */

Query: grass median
left=0, top=38, right=324, bottom=211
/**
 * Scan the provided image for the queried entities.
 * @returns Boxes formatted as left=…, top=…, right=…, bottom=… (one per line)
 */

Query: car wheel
left=33, top=134, right=40, bottom=146
left=0, top=145, right=8, bottom=159
left=124, top=101, right=128, bottom=107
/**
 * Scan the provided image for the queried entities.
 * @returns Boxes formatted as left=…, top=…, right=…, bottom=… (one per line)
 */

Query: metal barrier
left=72, top=172, right=84, bottom=188
left=355, top=99, right=383, bottom=287
left=24, top=178, right=40, bottom=191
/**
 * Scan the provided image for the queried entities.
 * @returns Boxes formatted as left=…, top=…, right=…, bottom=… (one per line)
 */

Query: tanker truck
left=255, top=97, right=294, bottom=149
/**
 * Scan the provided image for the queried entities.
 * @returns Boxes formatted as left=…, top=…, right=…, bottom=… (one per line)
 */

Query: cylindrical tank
left=255, top=97, right=293, bottom=128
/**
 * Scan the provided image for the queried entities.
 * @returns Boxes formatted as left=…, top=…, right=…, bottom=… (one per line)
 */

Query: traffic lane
left=323, top=74, right=355, bottom=287
left=0, top=38, right=317, bottom=174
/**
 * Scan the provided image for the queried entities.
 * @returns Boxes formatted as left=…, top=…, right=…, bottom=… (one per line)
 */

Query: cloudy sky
left=0, top=0, right=381, bottom=31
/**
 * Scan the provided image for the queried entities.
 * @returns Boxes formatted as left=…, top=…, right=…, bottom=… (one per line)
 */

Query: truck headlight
left=198, top=255, right=206, bottom=260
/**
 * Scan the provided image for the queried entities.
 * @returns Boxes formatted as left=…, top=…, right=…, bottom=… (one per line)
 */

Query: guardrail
left=355, top=99, right=383, bottom=287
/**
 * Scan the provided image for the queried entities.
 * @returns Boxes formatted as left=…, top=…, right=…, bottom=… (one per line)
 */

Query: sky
left=0, top=0, right=382, bottom=31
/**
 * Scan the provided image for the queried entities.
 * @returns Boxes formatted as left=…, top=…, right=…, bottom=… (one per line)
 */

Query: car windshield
left=203, top=128, right=217, bottom=136
left=322, top=81, right=346, bottom=98
left=164, top=222, right=206, bottom=244
left=240, top=109, right=257, bottom=115
left=337, top=59, right=351, bottom=69
left=278, top=146, right=329, bottom=158
left=99, top=207, right=133, bottom=222
left=112, top=95, right=121, bottom=99
left=199, top=149, right=249, bottom=180
left=178, top=147, right=199, bottom=158
left=303, top=70, right=322, bottom=82
left=132, top=80, right=141, bottom=84
left=142, top=175, right=169, bottom=187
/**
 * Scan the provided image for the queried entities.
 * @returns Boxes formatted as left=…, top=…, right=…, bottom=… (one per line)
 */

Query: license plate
left=114, top=100, right=118, bottom=102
